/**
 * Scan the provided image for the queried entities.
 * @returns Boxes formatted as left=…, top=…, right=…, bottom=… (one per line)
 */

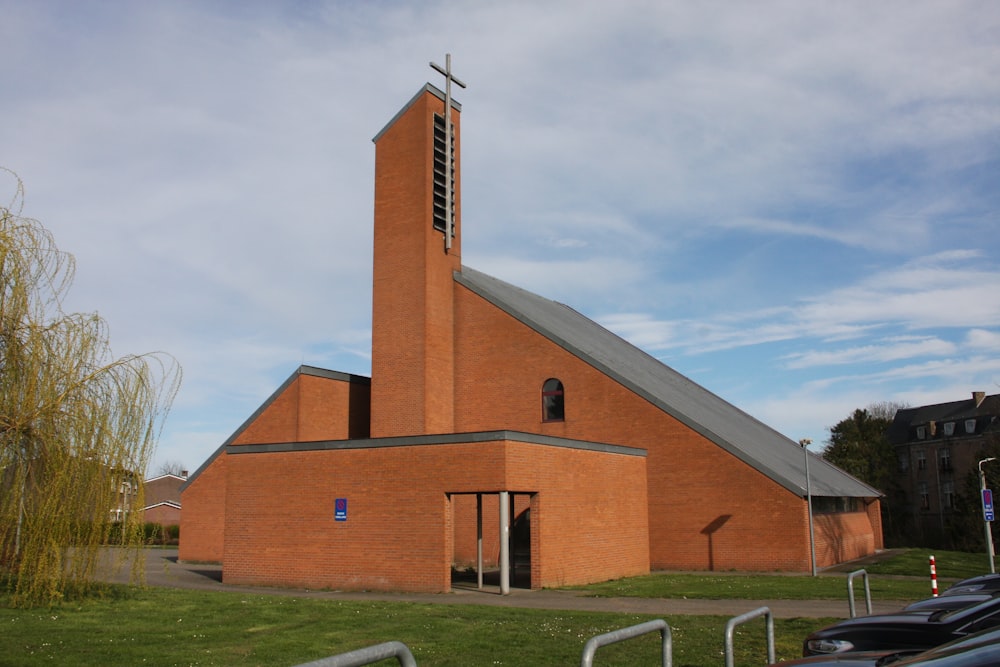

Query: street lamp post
left=800, top=438, right=817, bottom=577
left=979, top=458, right=996, bottom=574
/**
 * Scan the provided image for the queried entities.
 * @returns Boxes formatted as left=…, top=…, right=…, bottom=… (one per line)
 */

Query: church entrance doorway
left=449, top=491, right=534, bottom=592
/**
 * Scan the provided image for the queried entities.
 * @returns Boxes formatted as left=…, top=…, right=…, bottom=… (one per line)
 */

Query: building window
left=966, top=419, right=977, bottom=434
left=938, top=448, right=952, bottom=472
left=812, top=497, right=862, bottom=514
left=943, top=422, right=955, bottom=437
left=916, top=426, right=926, bottom=440
left=919, top=482, right=929, bottom=510
left=898, top=452, right=909, bottom=472
left=916, top=450, right=926, bottom=471
left=542, top=378, right=564, bottom=422
left=942, top=481, right=955, bottom=510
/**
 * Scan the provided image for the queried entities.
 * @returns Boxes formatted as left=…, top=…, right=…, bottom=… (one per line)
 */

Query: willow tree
left=0, top=171, right=181, bottom=606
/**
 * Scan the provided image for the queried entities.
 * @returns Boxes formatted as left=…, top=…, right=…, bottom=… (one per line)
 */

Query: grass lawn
left=0, top=548, right=991, bottom=666
left=860, top=549, right=993, bottom=581
left=0, top=587, right=829, bottom=667
left=569, top=549, right=987, bottom=601
left=571, top=571, right=934, bottom=601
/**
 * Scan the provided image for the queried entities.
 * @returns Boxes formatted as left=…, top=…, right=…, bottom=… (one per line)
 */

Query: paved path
left=97, top=548, right=911, bottom=620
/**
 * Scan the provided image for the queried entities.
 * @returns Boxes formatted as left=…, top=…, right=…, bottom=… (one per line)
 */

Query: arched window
left=542, top=378, right=564, bottom=422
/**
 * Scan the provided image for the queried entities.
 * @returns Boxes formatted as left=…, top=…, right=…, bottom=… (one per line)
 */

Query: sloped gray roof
left=455, top=267, right=881, bottom=499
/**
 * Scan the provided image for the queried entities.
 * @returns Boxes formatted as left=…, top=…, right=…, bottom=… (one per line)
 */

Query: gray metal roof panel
left=455, top=267, right=880, bottom=499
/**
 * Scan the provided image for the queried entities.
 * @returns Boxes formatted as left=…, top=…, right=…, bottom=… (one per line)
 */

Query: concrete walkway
left=97, top=548, right=912, bottom=620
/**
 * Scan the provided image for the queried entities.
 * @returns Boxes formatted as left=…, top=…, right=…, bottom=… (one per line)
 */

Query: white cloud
left=967, top=329, right=1000, bottom=350
left=2, top=1, right=997, bottom=472
left=783, top=336, right=958, bottom=369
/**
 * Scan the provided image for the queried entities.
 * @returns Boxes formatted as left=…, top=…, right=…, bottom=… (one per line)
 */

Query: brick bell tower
left=369, top=57, right=465, bottom=438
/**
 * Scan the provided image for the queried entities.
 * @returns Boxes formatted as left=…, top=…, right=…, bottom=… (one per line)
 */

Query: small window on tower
left=542, top=379, right=565, bottom=422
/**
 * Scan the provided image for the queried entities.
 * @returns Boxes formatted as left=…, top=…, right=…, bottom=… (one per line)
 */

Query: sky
left=2, top=1, right=999, bottom=476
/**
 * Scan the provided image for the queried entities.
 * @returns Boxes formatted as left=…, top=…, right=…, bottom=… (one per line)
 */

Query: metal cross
left=429, top=54, right=466, bottom=251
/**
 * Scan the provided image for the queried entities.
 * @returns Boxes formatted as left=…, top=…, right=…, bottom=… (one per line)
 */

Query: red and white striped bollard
left=930, top=555, right=938, bottom=597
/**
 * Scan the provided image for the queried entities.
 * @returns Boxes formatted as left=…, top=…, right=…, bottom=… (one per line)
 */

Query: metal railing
left=294, top=641, right=417, bottom=667
left=724, top=607, right=774, bottom=667
left=580, top=619, right=672, bottom=667
left=847, top=568, right=872, bottom=618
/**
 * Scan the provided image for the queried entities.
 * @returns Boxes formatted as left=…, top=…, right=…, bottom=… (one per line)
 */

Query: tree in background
left=0, top=171, right=181, bottom=606
left=823, top=402, right=908, bottom=542
left=948, top=434, right=1000, bottom=553
left=156, top=460, right=187, bottom=478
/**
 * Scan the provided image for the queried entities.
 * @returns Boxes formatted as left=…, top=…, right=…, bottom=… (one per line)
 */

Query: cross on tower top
left=429, top=54, right=465, bottom=251
left=430, top=53, right=466, bottom=95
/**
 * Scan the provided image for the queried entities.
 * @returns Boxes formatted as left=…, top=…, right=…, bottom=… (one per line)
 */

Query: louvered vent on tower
left=432, top=112, right=455, bottom=235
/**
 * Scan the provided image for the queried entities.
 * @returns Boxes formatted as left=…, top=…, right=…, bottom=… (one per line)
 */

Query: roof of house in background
left=887, top=393, right=1000, bottom=444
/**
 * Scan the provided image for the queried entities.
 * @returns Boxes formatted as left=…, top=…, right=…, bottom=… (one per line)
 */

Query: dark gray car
left=803, top=597, right=1000, bottom=656
left=779, top=625, right=1000, bottom=665
left=904, top=593, right=995, bottom=612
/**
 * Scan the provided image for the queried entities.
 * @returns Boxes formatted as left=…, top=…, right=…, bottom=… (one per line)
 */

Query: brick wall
left=144, top=504, right=181, bottom=526
left=180, top=370, right=369, bottom=562
left=814, top=510, right=878, bottom=567
left=506, top=442, right=649, bottom=586
left=371, top=87, right=461, bottom=438
left=868, top=498, right=884, bottom=550
left=222, top=438, right=647, bottom=592
left=453, top=283, right=876, bottom=571
left=233, top=372, right=370, bottom=445
left=145, top=475, right=183, bottom=506
left=179, top=452, right=227, bottom=562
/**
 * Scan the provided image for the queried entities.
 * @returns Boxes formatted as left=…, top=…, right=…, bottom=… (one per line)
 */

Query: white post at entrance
left=476, top=493, right=484, bottom=589
left=499, top=491, right=510, bottom=595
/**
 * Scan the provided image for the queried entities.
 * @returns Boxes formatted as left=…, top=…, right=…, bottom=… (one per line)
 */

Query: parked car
left=890, top=642, right=1000, bottom=666
left=803, top=596, right=1000, bottom=656
left=904, top=593, right=995, bottom=612
left=940, top=573, right=1000, bottom=597
left=779, top=626, right=1000, bottom=666
left=898, top=575, right=1000, bottom=612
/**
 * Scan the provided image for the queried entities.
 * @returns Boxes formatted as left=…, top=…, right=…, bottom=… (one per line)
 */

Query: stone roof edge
left=142, top=500, right=182, bottom=511
left=372, top=83, right=460, bottom=144
left=224, top=429, right=647, bottom=457
left=145, top=473, right=186, bottom=484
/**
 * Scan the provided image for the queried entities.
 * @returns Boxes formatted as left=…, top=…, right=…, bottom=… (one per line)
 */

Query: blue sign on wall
left=335, top=497, right=348, bottom=522
left=983, top=489, right=994, bottom=522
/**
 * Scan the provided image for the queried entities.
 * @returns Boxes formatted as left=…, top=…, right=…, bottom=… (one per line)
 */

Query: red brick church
left=180, top=64, right=882, bottom=592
